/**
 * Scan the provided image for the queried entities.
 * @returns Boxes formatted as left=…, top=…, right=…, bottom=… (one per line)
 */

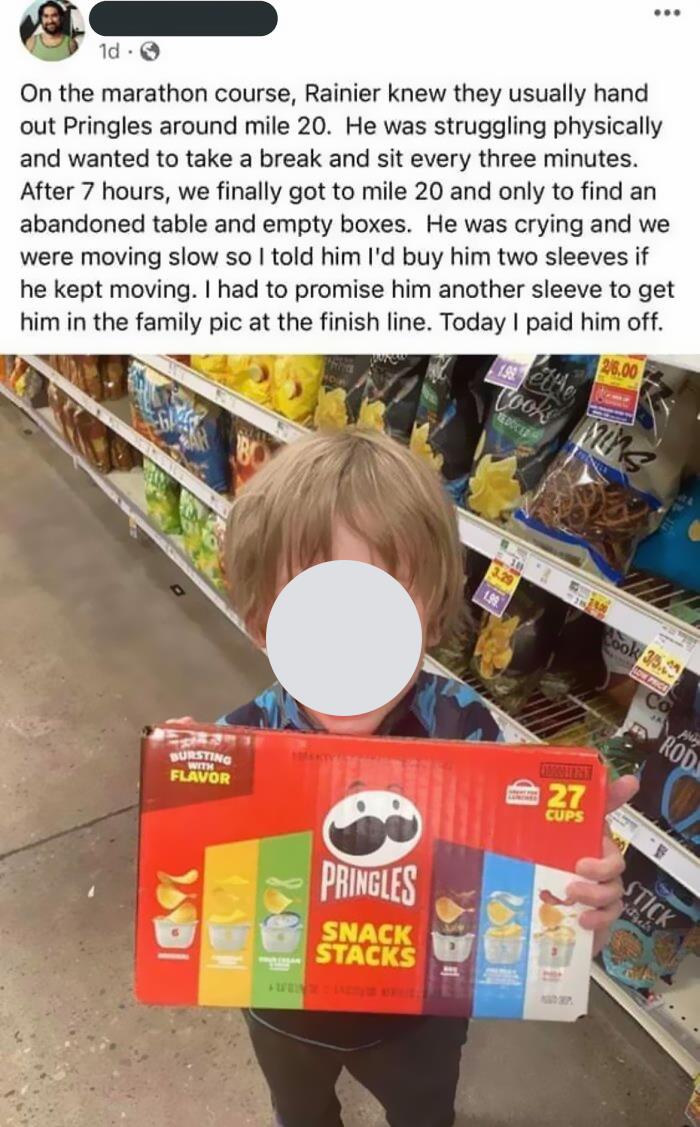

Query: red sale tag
left=587, top=355, right=646, bottom=426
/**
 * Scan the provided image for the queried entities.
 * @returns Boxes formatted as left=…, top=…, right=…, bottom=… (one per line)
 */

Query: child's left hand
left=567, top=774, right=639, bottom=957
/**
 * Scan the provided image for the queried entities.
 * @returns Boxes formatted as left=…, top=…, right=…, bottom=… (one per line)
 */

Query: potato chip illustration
left=539, top=903, right=566, bottom=930
left=218, top=875, right=248, bottom=887
left=314, top=386, right=349, bottom=431
left=435, top=896, right=466, bottom=925
left=209, top=908, right=247, bottom=925
left=156, top=883, right=190, bottom=911
left=157, top=868, right=199, bottom=885
left=488, top=923, right=523, bottom=939
left=487, top=900, right=515, bottom=927
left=209, top=889, right=238, bottom=917
left=165, top=901, right=198, bottom=924
left=264, top=888, right=294, bottom=915
left=409, top=422, right=444, bottom=471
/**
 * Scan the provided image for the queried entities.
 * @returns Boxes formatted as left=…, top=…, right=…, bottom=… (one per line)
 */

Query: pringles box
left=135, top=725, right=607, bottom=1021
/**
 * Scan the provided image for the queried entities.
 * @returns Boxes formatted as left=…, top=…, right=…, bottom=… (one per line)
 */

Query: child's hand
left=566, top=774, right=639, bottom=957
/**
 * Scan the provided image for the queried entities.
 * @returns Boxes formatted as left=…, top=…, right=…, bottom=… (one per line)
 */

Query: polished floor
left=0, top=398, right=691, bottom=1127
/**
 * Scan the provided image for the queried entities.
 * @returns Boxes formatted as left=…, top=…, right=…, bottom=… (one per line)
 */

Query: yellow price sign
left=485, top=559, right=521, bottom=595
left=595, top=354, right=646, bottom=391
left=584, top=591, right=611, bottom=621
left=631, top=634, right=688, bottom=696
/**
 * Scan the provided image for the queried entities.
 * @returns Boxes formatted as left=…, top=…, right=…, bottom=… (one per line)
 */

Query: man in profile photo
left=24, top=2, right=78, bottom=60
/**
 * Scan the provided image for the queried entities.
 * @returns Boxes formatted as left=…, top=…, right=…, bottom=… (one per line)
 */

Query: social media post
left=3, top=3, right=700, bottom=1126
left=3, top=0, right=700, bottom=353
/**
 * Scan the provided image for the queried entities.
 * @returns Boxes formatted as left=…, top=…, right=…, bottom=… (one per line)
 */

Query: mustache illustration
left=329, top=814, right=419, bottom=857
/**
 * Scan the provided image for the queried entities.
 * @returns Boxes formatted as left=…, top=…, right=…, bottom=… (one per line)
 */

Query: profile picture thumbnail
left=21, top=1, right=84, bottom=61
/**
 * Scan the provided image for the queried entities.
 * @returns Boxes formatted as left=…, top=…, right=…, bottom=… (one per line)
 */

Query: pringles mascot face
left=322, top=785, right=423, bottom=868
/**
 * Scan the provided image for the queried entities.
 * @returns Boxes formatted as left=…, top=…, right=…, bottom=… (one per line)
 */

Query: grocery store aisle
left=0, top=399, right=691, bottom=1127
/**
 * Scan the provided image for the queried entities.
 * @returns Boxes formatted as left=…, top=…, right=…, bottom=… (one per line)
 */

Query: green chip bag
left=179, top=488, right=208, bottom=566
left=199, top=512, right=227, bottom=592
left=143, top=458, right=181, bottom=534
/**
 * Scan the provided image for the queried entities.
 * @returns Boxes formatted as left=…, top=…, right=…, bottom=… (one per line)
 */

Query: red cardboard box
left=136, top=725, right=606, bottom=1020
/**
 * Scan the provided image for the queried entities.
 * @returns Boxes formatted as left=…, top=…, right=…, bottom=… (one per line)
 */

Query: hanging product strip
left=3, top=353, right=699, bottom=1084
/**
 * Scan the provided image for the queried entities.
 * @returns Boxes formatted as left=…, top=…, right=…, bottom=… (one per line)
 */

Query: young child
left=218, top=427, right=631, bottom=1127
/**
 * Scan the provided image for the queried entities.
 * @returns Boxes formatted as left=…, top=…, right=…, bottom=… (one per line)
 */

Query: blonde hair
left=225, top=427, right=463, bottom=644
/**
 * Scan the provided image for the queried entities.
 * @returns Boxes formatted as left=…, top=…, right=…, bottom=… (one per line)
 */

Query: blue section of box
left=472, top=853, right=534, bottom=1019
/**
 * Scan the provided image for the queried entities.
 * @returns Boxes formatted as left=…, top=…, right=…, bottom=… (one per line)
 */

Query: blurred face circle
left=41, top=6, right=62, bottom=31
left=265, top=560, right=423, bottom=719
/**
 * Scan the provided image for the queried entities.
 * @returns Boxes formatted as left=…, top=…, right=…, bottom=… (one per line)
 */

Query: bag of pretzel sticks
left=514, top=362, right=698, bottom=582
left=600, top=845, right=700, bottom=994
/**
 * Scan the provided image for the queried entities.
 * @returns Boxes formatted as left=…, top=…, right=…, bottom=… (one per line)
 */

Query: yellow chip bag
left=191, top=355, right=228, bottom=379
left=272, top=355, right=324, bottom=423
left=225, top=355, right=274, bottom=405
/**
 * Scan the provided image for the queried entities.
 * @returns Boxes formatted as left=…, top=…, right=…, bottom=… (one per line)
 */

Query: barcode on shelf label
left=630, top=625, right=695, bottom=696
left=472, top=539, right=526, bottom=618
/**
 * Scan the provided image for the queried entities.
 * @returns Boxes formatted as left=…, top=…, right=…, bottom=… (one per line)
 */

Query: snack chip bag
left=190, top=355, right=228, bottom=380
left=179, top=489, right=209, bottom=566
left=600, top=846, right=700, bottom=993
left=272, top=355, right=324, bottom=424
left=224, top=355, right=275, bottom=406
left=128, top=360, right=178, bottom=451
left=633, top=476, right=700, bottom=594
left=632, top=669, right=700, bottom=853
left=466, top=355, right=596, bottom=523
left=109, top=433, right=136, bottom=472
left=101, top=356, right=128, bottom=401
left=234, top=418, right=278, bottom=490
left=358, top=355, right=429, bottom=444
left=75, top=356, right=103, bottom=402
left=410, top=355, right=494, bottom=505
left=314, top=355, right=371, bottom=430
left=514, top=363, right=697, bottom=582
left=171, top=387, right=231, bottom=494
left=143, top=458, right=182, bottom=534
left=198, top=511, right=227, bottom=592
left=471, top=580, right=568, bottom=711
left=72, top=408, right=111, bottom=474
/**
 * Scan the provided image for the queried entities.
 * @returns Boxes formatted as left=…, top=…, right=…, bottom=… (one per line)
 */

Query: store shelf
left=649, top=355, right=700, bottom=375
left=0, top=384, right=243, bottom=632
left=454, top=508, right=700, bottom=677
left=592, top=961, right=700, bottom=1077
left=608, top=808, right=700, bottom=898
left=22, top=355, right=232, bottom=520
left=132, top=355, right=700, bottom=675
left=133, top=354, right=308, bottom=445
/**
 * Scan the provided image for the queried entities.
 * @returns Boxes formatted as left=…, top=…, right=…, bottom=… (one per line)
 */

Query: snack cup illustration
left=537, top=928, right=576, bottom=969
left=484, top=929, right=524, bottom=965
left=432, top=930, right=474, bottom=964
left=260, top=911, right=302, bottom=954
left=153, top=918, right=198, bottom=950
left=208, top=921, right=250, bottom=952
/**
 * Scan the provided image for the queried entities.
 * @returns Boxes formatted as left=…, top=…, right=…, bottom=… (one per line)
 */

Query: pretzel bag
left=514, top=363, right=697, bottom=582
left=600, top=846, right=700, bottom=994
left=466, top=355, right=596, bottom=523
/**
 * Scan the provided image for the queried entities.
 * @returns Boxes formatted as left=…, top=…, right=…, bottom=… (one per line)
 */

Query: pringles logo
left=319, top=784, right=422, bottom=906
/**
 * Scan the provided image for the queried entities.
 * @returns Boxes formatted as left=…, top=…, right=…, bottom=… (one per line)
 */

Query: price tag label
left=566, top=580, right=612, bottom=622
left=587, top=354, right=646, bottom=426
left=473, top=540, right=526, bottom=618
left=630, top=626, right=695, bottom=696
left=607, top=809, right=638, bottom=854
left=484, top=354, right=535, bottom=391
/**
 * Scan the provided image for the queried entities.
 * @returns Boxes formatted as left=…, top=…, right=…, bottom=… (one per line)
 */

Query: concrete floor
left=0, top=398, right=692, bottom=1127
